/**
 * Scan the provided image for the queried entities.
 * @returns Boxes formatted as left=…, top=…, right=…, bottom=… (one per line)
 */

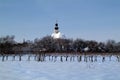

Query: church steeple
left=54, top=20, right=59, bottom=30
left=51, top=21, right=65, bottom=39
left=51, top=21, right=62, bottom=39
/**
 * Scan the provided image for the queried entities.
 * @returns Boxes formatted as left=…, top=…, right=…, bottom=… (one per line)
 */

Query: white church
left=51, top=22, right=65, bottom=39
left=51, top=22, right=90, bottom=52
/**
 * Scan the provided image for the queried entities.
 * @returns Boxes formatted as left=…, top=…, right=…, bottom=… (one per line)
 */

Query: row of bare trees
left=0, top=35, right=120, bottom=54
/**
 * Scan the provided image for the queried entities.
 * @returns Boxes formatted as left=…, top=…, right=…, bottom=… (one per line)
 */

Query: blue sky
left=0, top=0, right=120, bottom=42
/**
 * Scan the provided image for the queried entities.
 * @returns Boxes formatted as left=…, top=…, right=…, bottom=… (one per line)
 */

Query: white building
left=51, top=22, right=65, bottom=39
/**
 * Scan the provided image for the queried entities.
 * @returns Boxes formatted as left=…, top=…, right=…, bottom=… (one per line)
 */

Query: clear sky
left=0, top=0, right=120, bottom=42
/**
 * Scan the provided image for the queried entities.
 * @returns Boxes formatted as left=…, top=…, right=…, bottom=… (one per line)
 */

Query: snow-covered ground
left=0, top=55, right=120, bottom=80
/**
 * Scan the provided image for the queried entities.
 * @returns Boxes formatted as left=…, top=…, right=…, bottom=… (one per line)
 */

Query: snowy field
left=0, top=55, right=120, bottom=80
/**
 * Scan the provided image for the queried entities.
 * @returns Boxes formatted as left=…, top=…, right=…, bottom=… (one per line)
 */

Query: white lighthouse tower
left=51, top=22, right=63, bottom=39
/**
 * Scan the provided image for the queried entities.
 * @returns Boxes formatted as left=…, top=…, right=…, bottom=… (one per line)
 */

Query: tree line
left=0, top=35, right=120, bottom=55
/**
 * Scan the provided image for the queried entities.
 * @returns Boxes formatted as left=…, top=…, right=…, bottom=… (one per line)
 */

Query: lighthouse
left=51, top=22, right=63, bottom=39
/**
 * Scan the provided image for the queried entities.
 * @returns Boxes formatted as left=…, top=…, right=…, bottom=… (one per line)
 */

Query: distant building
left=83, top=47, right=89, bottom=52
left=51, top=22, right=65, bottom=39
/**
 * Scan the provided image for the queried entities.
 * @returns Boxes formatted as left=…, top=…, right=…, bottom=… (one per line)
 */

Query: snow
left=0, top=55, right=120, bottom=80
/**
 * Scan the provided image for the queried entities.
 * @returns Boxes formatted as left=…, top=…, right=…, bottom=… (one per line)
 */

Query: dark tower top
left=55, top=23, right=58, bottom=26
left=54, top=23, right=59, bottom=30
